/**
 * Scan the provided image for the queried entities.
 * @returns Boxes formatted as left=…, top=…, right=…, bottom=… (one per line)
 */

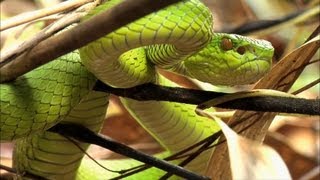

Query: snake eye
left=236, top=46, right=246, bottom=55
left=221, top=38, right=233, bottom=51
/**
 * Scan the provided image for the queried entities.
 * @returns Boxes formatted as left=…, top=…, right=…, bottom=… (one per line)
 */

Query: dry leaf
left=198, top=108, right=293, bottom=180
left=216, top=118, right=292, bottom=180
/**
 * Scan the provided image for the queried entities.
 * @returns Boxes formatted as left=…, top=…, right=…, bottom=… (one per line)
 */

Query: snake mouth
left=242, top=51, right=273, bottom=84
left=231, top=57, right=271, bottom=85
left=186, top=56, right=272, bottom=86
left=229, top=54, right=272, bottom=84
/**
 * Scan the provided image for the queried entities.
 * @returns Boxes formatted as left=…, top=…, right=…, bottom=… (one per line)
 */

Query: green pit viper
left=0, top=0, right=274, bottom=179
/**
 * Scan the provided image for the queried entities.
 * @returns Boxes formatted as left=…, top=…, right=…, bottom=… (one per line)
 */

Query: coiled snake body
left=0, top=0, right=274, bottom=179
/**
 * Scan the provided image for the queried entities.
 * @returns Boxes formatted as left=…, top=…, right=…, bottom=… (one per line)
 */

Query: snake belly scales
left=0, top=0, right=274, bottom=179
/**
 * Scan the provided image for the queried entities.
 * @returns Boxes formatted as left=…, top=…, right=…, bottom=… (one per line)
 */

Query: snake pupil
left=236, top=46, right=246, bottom=55
left=221, top=38, right=233, bottom=51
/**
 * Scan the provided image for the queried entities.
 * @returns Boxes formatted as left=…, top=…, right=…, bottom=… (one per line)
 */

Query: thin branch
left=0, top=0, right=96, bottom=31
left=307, top=58, right=320, bottom=65
left=64, top=136, right=123, bottom=173
left=222, top=9, right=304, bottom=34
left=291, top=78, right=320, bottom=95
left=0, top=164, right=15, bottom=174
left=160, top=139, right=214, bottom=180
left=305, top=23, right=320, bottom=43
left=0, top=164, right=48, bottom=180
left=93, top=81, right=320, bottom=115
left=49, top=123, right=210, bottom=180
left=0, top=0, right=183, bottom=82
left=226, top=6, right=320, bottom=36
left=13, top=14, right=64, bottom=38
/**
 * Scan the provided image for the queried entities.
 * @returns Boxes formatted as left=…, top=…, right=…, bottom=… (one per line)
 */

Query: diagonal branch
left=0, top=0, right=182, bottom=82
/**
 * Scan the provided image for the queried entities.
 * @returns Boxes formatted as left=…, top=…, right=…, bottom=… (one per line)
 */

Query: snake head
left=184, top=33, right=274, bottom=86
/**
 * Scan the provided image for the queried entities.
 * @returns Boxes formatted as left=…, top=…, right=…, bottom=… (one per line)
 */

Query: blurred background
left=1, top=0, right=319, bottom=179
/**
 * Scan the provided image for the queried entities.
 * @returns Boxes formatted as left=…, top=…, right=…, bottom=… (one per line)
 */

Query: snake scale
left=0, top=0, right=274, bottom=179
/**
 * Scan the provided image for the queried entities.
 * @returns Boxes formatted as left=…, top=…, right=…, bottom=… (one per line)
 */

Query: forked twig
left=0, top=1, right=98, bottom=65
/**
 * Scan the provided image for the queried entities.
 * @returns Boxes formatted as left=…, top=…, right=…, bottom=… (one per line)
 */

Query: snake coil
left=0, top=0, right=274, bottom=179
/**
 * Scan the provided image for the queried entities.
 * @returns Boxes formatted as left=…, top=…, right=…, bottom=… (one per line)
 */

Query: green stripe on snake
left=0, top=0, right=274, bottom=179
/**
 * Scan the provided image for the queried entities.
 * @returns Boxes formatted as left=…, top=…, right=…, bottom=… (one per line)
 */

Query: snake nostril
left=236, top=46, right=246, bottom=55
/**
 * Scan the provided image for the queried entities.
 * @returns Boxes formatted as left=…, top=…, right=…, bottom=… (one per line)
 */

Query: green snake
left=0, top=0, right=274, bottom=179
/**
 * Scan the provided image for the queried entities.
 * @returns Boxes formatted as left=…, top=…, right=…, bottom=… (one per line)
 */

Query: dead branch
left=0, top=0, right=182, bottom=83
left=0, top=0, right=96, bottom=31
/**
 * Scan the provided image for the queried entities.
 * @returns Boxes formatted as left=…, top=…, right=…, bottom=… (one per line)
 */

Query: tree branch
left=49, top=123, right=209, bottom=180
left=93, top=81, right=320, bottom=115
left=0, top=0, right=182, bottom=82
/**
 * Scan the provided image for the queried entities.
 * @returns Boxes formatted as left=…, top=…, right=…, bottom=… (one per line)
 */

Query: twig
left=36, top=0, right=65, bottom=8
left=0, top=0, right=183, bottom=82
left=0, top=164, right=15, bottom=174
left=0, top=0, right=95, bottom=31
left=305, top=24, right=320, bottom=42
left=0, top=1, right=98, bottom=65
left=229, top=6, right=320, bottom=36
left=64, top=136, right=124, bottom=173
left=291, top=78, right=320, bottom=95
left=0, top=164, right=48, bottom=180
left=13, top=14, right=64, bottom=38
left=308, top=58, right=320, bottom=65
left=222, top=10, right=304, bottom=34
left=49, top=123, right=210, bottom=180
